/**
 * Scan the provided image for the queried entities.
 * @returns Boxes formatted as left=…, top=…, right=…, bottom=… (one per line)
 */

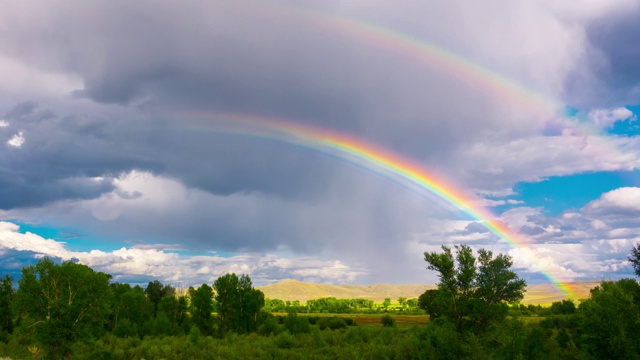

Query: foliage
left=382, top=298, right=391, bottom=310
left=2, top=249, right=640, bottom=359
left=381, top=314, right=395, bottom=327
left=629, top=243, right=640, bottom=277
left=213, top=273, right=265, bottom=334
left=550, top=299, right=576, bottom=315
left=145, top=280, right=175, bottom=317
left=398, top=296, right=407, bottom=309
left=189, top=283, right=214, bottom=334
left=110, top=283, right=153, bottom=337
left=283, top=311, right=310, bottom=334
left=0, top=275, right=13, bottom=334
left=422, top=245, right=526, bottom=332
left=14, top=257, right=111, bottom=359
left=576, top=279, right=640, bottom=359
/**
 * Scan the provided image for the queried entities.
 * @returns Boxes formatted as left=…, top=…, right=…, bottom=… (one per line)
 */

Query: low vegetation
left=0, top=243, right=638, bottom=359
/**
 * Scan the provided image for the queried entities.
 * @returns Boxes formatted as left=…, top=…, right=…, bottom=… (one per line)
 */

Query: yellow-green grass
left=259, top=279, right=601, bottom=306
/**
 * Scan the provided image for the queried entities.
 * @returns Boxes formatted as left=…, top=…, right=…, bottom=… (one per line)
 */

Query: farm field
left=274, top=313, right=431, bottom=327
left=348, top=314, right=430, bottom=327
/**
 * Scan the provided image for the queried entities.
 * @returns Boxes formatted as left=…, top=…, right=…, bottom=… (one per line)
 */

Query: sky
left=1, top=0, right=640, bottom=289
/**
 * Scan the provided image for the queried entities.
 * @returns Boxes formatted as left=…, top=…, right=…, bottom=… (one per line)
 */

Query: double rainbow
left=180, top=112, right=576, bottom=299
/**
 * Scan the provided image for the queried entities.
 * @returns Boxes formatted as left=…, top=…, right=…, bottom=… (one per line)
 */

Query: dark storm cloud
left=1, top=0, right=499, bottom=212
left=3, top=1, right=639, bottom=285
left=0, top=0, right=522, bottom=165
left=0, top=177, right=115, bottom=210
left=586, top=10, right=640, bottom=90
left=565, top=5, right=640, bottom=106
left=4, top=101, right=38, bottom=119
left=0, top=102, right=160, bottom=209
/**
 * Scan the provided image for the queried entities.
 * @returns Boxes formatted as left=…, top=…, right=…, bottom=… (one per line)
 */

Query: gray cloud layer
left=1, top=1, right=639, bottom=284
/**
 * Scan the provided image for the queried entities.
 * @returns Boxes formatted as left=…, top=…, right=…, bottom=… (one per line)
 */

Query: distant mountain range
left=257, top=279, right=601, bottom=305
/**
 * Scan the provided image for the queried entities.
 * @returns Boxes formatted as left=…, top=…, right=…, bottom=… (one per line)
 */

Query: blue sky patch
left=497, top=170, right=639, bottom=216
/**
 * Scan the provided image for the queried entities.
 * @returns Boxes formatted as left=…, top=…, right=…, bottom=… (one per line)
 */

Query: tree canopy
left=14, top=258, right=111, bottom=359
left=629, top=243, right=640, bottom=277
left=213, top=273, right=265, bottom=334
left=189, top=283, right=214, bottom=334
left=421, top=244, right=526, bottom=332
left=0, top=274, right=14, bottom=334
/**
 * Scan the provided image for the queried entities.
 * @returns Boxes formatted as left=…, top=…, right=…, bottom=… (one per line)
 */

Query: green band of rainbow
left=177, top=112, right=577, bottom=299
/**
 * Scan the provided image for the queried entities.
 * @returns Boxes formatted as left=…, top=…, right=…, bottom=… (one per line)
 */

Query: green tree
left=382, top=297, right=391, bottom=310
left=145, top=280, right=175, bottom=317
left=550, top=299, right=576, bottom=315
left=418, top=289, right=450, bottom=320
left=422, top=245, right=526, bottom=332
left=14, top=258, right=111, bottom=359
left=0, top=274, right=14, bottom=334
left=629, top=243, right=640, bottom=277
left=406, top=298, right=417, bottom=309
left=398, top=296, right=407, bottom=309
left=159, top=294, right=188, bottom=329
left=189, top=283, right=214, bottom=334
left=577, top=279, right=640, bottom=359
left=213, top=273, right=265, bottom=334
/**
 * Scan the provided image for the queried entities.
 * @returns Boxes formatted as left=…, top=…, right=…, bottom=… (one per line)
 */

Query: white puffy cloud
left=456, top=128, right=640, bottom=191
left=0, top=120, right=8, bottom=127
left=589, top=107, right=636, bottom=129
left=0, top=220, right=366, bottom=285
left=7, top=131, right=24, bottom=147
left=584, top=187, right=640, bottom=214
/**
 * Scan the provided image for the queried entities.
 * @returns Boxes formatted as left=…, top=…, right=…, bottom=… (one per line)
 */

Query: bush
left=258, top=315, right=280, bottom=336
left=381, top=315, right=395, bottom=327
left=275, top=331, right=296, bottom=349
left=188, top=325, right=201, bottom=344
left=328, top=318, right=348, bottom=330
left=318, top=317, right=329, bottom=330
left=283, top=313, right=310, bottom=334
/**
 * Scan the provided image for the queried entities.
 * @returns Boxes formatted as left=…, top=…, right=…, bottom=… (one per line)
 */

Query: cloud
left=588, top=107, right=636, bottom=129
left=0, top=1, right=639, bottom=286
left=0, top=120, right=8, bottom=127
left=7, top=131, right=24, bottom=147
left=3, top=170, right=442, bottom=283
left=583, top=187, right=640, bottom=215
left=0, top=221, right=366, bottom=285
left=567, top=1, right=640, bottom=106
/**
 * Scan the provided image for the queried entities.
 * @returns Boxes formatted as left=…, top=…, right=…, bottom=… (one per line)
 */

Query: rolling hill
left=257, top=279, right=600, bottom=305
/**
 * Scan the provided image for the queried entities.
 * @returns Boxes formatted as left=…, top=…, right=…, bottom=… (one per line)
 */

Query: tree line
left=0, top=243, right=638, bottom=359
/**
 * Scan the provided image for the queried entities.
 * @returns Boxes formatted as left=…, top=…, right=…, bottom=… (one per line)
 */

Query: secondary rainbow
left=180, top=112, right=577, bottom=299
left=257, top=4, right=627, bottom=156
left=260, top=4, right=563, bottom=115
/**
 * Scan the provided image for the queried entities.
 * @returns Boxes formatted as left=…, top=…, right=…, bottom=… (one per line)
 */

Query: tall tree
left=0, top=274, right=14, bottom=334
left=629, top=243, right=640, bottom=277
left=15, top=258, right=111, bottom=359
left=422, top=245, right=526, bottom=332
left=213, top=273, right=265, bottom=334
left=188, top=284, right=214, bottom=334
left=145, top=280, right=175, bottom=317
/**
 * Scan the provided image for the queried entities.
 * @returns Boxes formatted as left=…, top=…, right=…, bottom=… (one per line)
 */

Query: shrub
left=328, top=317, right=348, bottom=330
left=275, top=331, right=296, bottom=349
left=258, top=315, right=280, bottom=336
left=381, top=314, right=396, bottom=327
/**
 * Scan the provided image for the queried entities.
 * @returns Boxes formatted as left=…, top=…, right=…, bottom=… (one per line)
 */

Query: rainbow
left=254, top=4, right=628, bottom=157
left=260, top=4, right=563, bottom=115
left=179, top=112, right=576, bottom=299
